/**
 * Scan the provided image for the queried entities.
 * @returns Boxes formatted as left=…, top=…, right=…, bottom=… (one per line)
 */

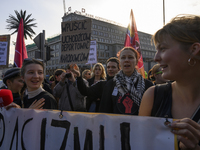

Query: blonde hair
left=152, top=15, right=200, bottom=57
left=91, top=63, right=106, bottom=79
left=82, top=69, right=91, bottom=79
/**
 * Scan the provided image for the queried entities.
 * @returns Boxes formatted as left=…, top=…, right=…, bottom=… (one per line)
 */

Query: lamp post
left=163, top=0, right=165, bottom=26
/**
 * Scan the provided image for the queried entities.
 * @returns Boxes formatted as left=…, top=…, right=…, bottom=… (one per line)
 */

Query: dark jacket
left=23, top=91, right=57, bottom=109
left=77, top=76, right=113, bottom=111
left=99, top=79, right=153, bottom=115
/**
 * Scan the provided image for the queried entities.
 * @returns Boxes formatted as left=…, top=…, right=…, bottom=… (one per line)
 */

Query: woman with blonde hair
left=82, top=69, right=91, bottom=80
left=87, top=63, right=106, bottom=112
left=139, top=15, right=200, bottom=149
left=90, top=63, right=106, bottom=82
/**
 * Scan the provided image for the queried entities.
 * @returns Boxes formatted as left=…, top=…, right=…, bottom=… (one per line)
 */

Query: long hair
left=91, top=63, right=106, bottom=80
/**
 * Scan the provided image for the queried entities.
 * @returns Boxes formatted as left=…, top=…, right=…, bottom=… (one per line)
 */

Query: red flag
left=124, top=9, right=145, bottom=78
left=14, top=18, right=28, bottom=68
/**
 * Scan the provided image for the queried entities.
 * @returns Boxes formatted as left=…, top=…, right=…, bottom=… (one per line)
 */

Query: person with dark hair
left=53, top=65, right=85, bottom=111
left=148, top=64, right=168, bottom=85
left=21, top=58, right=57, bottom=109
left=1, top=67, right=24, bottom=107
left=73, top=57, right=121, bottom=112
left=51, top=69, right=66, bottom=91
left=99, top=47, right=153, bottom=115
left=139, top=15, right=200, bottom=149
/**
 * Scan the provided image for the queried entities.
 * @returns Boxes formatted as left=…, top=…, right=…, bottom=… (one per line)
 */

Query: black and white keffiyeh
left=113, top=69, right=145, bottom=106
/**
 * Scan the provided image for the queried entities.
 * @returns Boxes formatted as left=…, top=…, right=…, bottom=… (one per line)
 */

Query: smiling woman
left=139, top=15, right=200, bottom=149
left=21, top=59, right=57, bottom=109
left=99, top=47, right=153, bottom=115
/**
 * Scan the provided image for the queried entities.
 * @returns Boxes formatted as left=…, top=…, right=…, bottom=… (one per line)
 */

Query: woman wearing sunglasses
left=148, top=64, right=168, bottom=85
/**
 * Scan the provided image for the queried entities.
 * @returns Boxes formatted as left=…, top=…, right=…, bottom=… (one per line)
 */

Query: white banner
left=0, top=108, right=177, bottom=150
left=0, top=42, right=8, bottom=65
left=86, top=40, right=97, bottom=64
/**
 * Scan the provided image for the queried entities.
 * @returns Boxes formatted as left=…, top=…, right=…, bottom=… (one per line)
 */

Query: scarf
left=113, top=70, right=145, bottom=106
left=25, top=86, right=45, bottom=99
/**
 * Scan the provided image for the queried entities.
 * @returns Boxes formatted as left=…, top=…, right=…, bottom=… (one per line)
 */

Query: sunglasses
left=155, top=71, right=162, bottom=75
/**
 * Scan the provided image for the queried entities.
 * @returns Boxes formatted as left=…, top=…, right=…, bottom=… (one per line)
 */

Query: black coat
left=99, top=79, right=153, bottom=115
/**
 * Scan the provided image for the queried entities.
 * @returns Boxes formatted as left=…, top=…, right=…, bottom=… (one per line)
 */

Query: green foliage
left=6, top=10, right=37, bottom=39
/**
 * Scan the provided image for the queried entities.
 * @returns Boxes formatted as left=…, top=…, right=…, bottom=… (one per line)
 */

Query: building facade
left=26, top=12, right=157, bottom=75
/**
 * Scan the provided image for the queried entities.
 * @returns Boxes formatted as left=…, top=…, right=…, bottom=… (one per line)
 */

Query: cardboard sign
left=0, top=108, right=178, bottom=150
left=60, top=19, right=92, bottom=64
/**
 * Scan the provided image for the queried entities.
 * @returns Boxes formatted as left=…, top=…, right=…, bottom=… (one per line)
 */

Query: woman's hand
left=5, top=102, right=21, bottom=110
left=29, top=98, right=45, bottom=109
left=167, top=118, right=200, bottom=150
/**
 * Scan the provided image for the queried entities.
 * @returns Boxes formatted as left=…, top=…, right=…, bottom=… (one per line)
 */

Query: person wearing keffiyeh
left=99, top=47, right=153, bottom=115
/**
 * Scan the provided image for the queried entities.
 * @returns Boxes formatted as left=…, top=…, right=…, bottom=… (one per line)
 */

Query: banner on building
left=60, top=18, right=92, bottom=64
left=0, top=35, right=10, bottom=67
left=0, top=108, right=178, bottom=150
left=86, top=40, right=97, bottom=64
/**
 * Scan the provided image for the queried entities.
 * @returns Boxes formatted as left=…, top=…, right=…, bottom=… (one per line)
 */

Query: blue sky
left=1, top=0, right=200, bottom=63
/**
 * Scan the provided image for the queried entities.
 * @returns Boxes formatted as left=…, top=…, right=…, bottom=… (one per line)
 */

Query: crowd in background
left=1, top=14, right=200, bottom=149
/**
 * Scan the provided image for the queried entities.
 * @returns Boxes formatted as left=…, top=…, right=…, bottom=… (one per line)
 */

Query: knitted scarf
left=113, top=70, right=145, bottom=106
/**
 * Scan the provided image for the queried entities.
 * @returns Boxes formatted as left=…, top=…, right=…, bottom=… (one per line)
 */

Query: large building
left=26, top=11, right=157, bottom=75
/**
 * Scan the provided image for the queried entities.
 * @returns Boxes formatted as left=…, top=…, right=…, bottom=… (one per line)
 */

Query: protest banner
left=60, top=18, right=92, bottom=64
left=86, top=40, right=97, bottom=64
left=0, top=35, right=10, bottom=67
left=0, top=108, right=178, bottom=150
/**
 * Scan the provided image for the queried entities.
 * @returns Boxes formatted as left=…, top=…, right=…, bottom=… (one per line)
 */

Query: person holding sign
left=139, top=15, right=200, bottom=149
left=99, top=47, right=153, bottom=115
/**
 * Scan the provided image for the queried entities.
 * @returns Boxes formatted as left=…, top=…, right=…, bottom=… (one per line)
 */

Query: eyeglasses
left=87, top=73, right=91, bottom=75
left=155, top=71, right=162, bottom=75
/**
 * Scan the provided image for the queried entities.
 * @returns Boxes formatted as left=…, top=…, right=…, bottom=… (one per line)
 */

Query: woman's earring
left=188, top=58, right=196, bottom=66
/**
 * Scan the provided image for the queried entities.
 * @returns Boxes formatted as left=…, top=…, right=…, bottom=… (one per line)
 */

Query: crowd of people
left=1, top=14, right=200, bottom=149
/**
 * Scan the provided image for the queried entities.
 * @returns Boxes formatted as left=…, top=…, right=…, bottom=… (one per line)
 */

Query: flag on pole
left=124, top=9, right=145, bottom=78
left=14, top=18, right=28, bottom=68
